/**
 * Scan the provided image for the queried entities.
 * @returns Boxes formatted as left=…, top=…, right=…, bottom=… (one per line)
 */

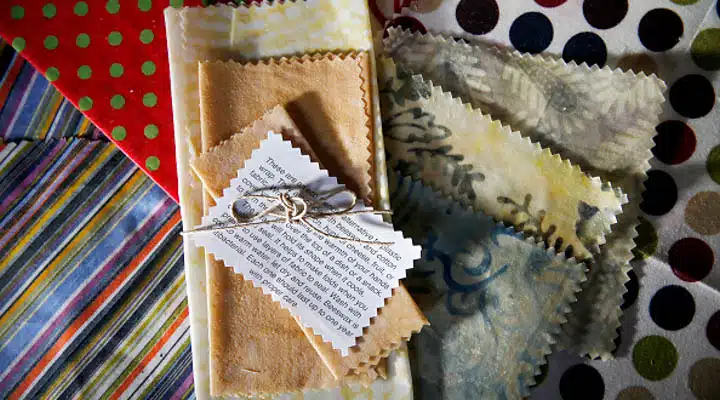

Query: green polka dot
left=74, top=1, right=89, bottom=16
left=11, top=5, right=24, bottom=19
left=108, top=31, right=122, bottom=46
left=141, top=61, right=156, bottom=76
left=708, top=145, right=720, bottom=185
left=78, top=96, right=93, bottom=111
left=691, top=29, right=720, bottom=71
left=633, top=335, right=678, bottom=381
left=139, top=29, right=154, bottom=44
left=46, top=67, right=60, bottom=82
left=138, top=0, right=152, bottom=11
left=44, top=35, right=59, bottom=50
left=143, top=93, right=158, bottom=107
left=43, top=3, right=56, bottom=18
left=111, top=126, right=127, bottom=141
left=616, top=386, right=654, bottom=400
left=12, top=37, right=25, bottom=52
left=170, top=0, right=184, bottom=8
left=146, top=156, right=160, bottom=171
left=77, top=65, right=92, bottom=80
left=670, top=0, right=700, bottom=4
left=76, top=33, right=90, bottom=48
left=110, top=94, right=125, bottom=109
left=110, top=63, right=124, bottom=78
left=144, top=124, right=159, bottom=139
left=632, top=216, right=658, bottom=260
left=106, top=0, right=120, bottom=14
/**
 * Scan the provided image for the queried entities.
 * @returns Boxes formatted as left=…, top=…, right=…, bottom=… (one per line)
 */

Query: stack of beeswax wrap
left=165, top=2, right=425, bottom=399
left=373, top=25, right=666, bottom=400
left=381, top=27, right=667, bottom=361
left=377, top=2, right=720, bottom=399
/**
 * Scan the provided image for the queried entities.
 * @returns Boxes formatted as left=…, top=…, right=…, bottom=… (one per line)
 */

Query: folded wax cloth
left=193, top=54, right=427, bottom=396
left=389, top=173, right=586, bottom=399
left=0, top=139, right=188, bottom=400
left=378, top=56, right=627, bottom=261
left=164, top=2, right=415, bottom=398
left=382, top=27, right=667, bottom=358
left=0, top=0, right=220, bottom=199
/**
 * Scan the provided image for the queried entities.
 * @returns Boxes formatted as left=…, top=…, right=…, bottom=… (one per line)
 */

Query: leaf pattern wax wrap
left=383, top=28, right=667, bottom=358
left=383, top=28, right=666, bottom=176
left=379, top=57, right=626, bottom=262
left=389, top=174, right=586, bottom=399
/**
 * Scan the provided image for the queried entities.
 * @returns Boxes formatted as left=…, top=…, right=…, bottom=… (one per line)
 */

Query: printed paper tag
left=189, top=132, right=420, bottom=355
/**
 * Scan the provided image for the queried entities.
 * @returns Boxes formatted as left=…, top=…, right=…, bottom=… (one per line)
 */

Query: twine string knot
left=184, top=189, right=393, bottom=246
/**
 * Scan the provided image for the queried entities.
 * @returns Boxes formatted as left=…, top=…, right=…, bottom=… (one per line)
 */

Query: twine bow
left=183, top=189, right=393, bottom=245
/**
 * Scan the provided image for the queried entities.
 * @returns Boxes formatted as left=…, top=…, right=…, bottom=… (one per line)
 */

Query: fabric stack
left=375, top=1, right=720, bottom=399
left=380, top=27, right=663, bottom=398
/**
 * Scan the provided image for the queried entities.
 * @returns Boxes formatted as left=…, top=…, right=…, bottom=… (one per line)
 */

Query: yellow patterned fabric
left=379, top=57, right=627, bottom=261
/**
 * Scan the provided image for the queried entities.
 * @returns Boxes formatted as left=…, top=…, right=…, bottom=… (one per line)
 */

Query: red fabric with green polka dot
left=0, top=0, right=206, bottom=201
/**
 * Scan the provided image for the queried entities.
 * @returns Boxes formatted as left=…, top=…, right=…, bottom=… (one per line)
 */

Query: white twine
left=183, top=189, right=393, bottom=245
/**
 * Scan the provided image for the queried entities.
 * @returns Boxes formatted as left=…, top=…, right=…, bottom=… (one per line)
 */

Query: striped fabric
left=0, top=139, right=193, bottom=399
left=0, top=40, right=102, bottom=141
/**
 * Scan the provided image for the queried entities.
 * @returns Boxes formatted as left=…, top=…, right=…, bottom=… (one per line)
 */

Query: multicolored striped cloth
left=0, top=139, right=193, bottom=399
left=0, top=40, right=102, bottom=141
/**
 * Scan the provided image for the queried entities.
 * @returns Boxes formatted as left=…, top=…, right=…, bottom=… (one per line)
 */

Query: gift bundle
left=163, top=1, right=666, bottom=399
left=166, top=2, right=427, bottom=398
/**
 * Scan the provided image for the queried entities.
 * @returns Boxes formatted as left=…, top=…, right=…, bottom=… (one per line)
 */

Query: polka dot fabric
left=0, top=0, right=211, bottom=201
left=530, top=260, right=720, bottom=399
left=372, top=0, right=720, bottom=398
left=387, top=0, right=713, bottom=66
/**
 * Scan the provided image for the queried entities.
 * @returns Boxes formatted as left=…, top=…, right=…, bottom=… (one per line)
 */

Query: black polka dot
left=708, top=310, right=720, bottom=351
left=509, top=12, right=554, bottom=54
left=669, top=74, right=716, bottom=119
left=640, top=170, right=677, bottom=216
left=669, top=237, right=714, bottom=282
left=559, top=364, right=605, bottom=400
left=649, top=285, right=695, bottom=331
left=456, top=0, right=499, bottom=35
left=638, top=8, right=683, bottom=52
left=583, top=0, right=628, bottom=30
left=562, top=32, right=607, bottom=67
left=621, top=269, right=639, bottom=310
left=653, top=120, right=697, bottom=165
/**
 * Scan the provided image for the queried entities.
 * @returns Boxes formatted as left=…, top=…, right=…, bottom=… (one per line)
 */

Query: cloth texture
left=0, top=138, right=191, bottom=400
